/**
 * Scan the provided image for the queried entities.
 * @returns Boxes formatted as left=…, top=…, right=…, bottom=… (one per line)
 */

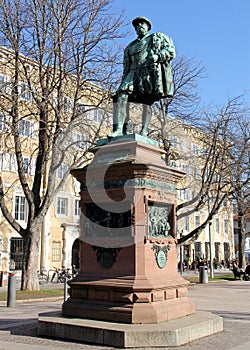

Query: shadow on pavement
left=0, top=318, right=38, bottom=336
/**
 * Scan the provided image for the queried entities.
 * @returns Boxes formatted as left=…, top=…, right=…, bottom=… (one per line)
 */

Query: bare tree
left=226, top=112, right=250, bottom=268
left=150, top=55, right=206, bottom=164
left=0, top=0, right=126, bottom=290
left=175, top=98, right=249, bottom=250
left=150, top=55, right=248, bottom=252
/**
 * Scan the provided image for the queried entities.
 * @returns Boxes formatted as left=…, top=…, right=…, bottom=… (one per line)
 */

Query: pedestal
left=62, top=135, right=195, bottom=323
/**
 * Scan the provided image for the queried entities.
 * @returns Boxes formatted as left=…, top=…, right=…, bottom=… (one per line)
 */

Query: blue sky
left=111, top=0, right=250, bottom=108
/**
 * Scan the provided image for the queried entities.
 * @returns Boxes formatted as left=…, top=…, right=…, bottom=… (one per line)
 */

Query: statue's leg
left=108, top=93, right=128, bottom=138
left=112, top=93, right=118, bottom=132
left=140, top=104, right=152, bottom=137
left=122, top=101, right=130, bottom=134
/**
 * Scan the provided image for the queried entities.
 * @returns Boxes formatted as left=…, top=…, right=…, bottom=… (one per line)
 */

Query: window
left=63, top=96, right=73, bottom=113
left=179, top=189, right=189, bottom=200
left=183, top=189, right=189, bottom=200
left=10, top=237, right=23, bottom=270
left=223, top=199, right=228, bottom=207
left=0, top=74, right=11, bottom=94
left=14, top=196, right=27, bottom=221
left=25, top=64, right=32, bottom=72
left=170, top=160, right=177, bottom=168
left=52, top=241, right=61, bottom=262
left=181, top=164, right=190, bottom=175
left=30, top=158, right=36, bottom=176
left=169, top=135, right=178, bottom=148
left=194, top=242, right=202, bottom=258
left=0, top=152, right=9, bottom=171
left=74, top=199, right=81, bottom=216
left=194, top=167, right=201, bottom=179
left=199, top=147, right=206, bottom=158
left=224, top=242, right=230, bottom=260
left=77, top=103, right=86, bottom=116
left=224, top=219, right=229, bottom=237
left=18, top=120, right=31, bottom=137
left=191, top=143, right=199, bottom=156
left=192, top=191, right=199, bottom=200
left=56, top=197, right=68, bottom=216
left=194, top=214, right=200, bottom=228
left=10, top=155, right=18, bottom=172
left=182, top=140, right=188, bottom=153
left=19, top=82, right=33, bottom=101
left=93, top=108, right=102, bottom=123
left=0, top=113, right=10, bottom=131
left=183, top=216, right=190, bottom=232
left=0, top=113, right=4, bottom=130
left=57, top=163, right=68, bottom=179
left=214, top=242, right=220, bottom=261
left=214, top=217, right=220, bottom=235
left=10, top=156, right=34, bottom=174
left=53, top=93, right=58, bottom=108
left=23, top=157, right=29, bottom=174
left=74, top=133, right=86, bottom=150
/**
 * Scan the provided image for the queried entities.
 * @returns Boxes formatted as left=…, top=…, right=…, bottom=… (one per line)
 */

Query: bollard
left=7, top=272, right=16, bottom=307
left=64, top=277, right=68, bottom=302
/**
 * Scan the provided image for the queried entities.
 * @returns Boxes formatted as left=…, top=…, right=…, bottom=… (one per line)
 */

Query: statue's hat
left=132, top=17, right=152, bottom=30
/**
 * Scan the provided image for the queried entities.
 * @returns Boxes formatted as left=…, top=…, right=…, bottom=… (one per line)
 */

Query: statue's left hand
left=151, top=54, right=159, bottom=63
left=149, top=49, right=159, bottom=63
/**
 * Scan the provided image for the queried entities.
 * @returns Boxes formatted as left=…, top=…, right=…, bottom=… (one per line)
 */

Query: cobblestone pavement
left=0, top=279, right=250, bottom=349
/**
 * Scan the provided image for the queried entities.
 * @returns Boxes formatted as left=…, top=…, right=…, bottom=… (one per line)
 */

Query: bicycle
left=72, top=265, right=79, bottom=278
left=50, top=267, right=61, bottom=283
left=50, top=267, right=72, bottom=283
left=37, top=268, right=48, bottom=284
left=58, top=267, right=72, bottom=283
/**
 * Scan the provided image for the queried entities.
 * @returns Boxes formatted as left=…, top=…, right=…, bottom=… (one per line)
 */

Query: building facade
left=0, top=45, right=108, bottom=277
left=234, top=213, right=250, bottom=263
left=163, top=119, right=235, bottom=267
left=0, top=47, right=235, bottom=276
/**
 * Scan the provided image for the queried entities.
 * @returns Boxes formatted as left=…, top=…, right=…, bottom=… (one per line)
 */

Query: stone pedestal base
left=65, top=137, right=195, bottom=324
left=38, top=310, right=223, bottom=348
left=62, top=243, right=195, bottom=323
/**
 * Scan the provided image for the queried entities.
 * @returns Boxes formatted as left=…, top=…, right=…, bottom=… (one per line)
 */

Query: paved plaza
left=0, top=278, right=250, bottom=349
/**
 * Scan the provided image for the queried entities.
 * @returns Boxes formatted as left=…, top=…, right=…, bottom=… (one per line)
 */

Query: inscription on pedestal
left=81, top=178, right=176, bottom=192
left=152, top=244, right=171, bottom=269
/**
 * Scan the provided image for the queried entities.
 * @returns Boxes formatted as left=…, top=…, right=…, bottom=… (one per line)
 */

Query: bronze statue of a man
left=109, top=16, right=176, bottom=138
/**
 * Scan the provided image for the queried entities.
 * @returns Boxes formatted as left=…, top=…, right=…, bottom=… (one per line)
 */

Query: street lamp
left=207, top=195, right=214, bottom=278
left=179, top=230, right=184, bottom=275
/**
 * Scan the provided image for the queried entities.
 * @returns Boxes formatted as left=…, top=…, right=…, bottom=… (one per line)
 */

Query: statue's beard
left=136, top=27, right=148, bottom=38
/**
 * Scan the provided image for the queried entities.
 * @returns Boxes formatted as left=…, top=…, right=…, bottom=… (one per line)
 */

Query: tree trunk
left=21, top=226, right=41, bottom=291
left=238, top=214, right=246, bottom=269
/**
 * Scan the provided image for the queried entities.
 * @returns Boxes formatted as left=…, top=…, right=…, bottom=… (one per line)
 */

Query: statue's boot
left=108, top=129, right=123, bottom=138
left=140, top=104, right=152, bottom=137
left=108, top=94, right=128, bottom=138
